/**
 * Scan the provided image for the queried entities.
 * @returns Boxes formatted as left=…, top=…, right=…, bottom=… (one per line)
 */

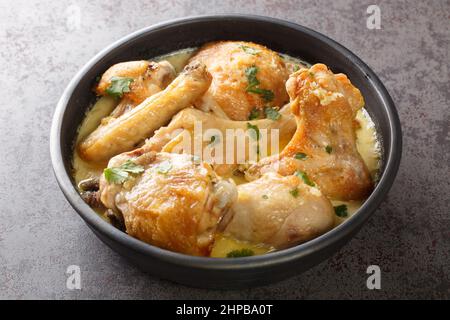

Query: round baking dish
left=50, top=15, right=402, bottom=289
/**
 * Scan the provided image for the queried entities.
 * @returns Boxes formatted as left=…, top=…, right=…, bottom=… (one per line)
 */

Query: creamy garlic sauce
left=72, top=48, right=381, bottom=258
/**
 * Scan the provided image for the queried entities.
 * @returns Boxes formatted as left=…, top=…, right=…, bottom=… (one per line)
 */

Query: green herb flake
left=295, top=171, right=315, bottom=187
left=247, top=87, right=274, bottom=102
left=103, top=167, right=129, bottom=184
left=226, top=248, right=255, bottom=258
left=120, top=160, right=145, bottom=174
left=245, top=65, right=260, bottom=88
left=239, top=45, right=260, bottom=55
left=264, top=106, right=281, bottom=120
left=262, top=195, right=269, bottom=200
left=156, top=160, right=172, bottom=174
left=294, top=152, right=307, bottom=160
left=325, top=145, right=333, bottom=154
left=103, top=160, right=144, bottom=184
left=105, top=76, right=134, bottom=99
left=334, top=205, right=349, bottom=218
left=245, top=65, right=275, bottom=102
left=289, top=187, right=300, bottom=198
left=293, top=65, right=300, bottom=72
left=248, top=108, right=261, bottom=120
left=247, top=122, right=260, bottom=140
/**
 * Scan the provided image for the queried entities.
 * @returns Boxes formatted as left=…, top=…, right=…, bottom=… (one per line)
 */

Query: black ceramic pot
left=50, top=15, right=402, bottom=289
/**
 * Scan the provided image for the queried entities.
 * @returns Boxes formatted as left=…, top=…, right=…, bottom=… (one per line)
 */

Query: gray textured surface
left=0, top=0, right=449, bottom=299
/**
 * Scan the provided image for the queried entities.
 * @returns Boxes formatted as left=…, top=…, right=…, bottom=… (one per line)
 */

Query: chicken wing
left=224, top=172, right=335, bottom=249
left=99, top=149, right=237, bottom=256
left=246, top=64, right=373, bottom=200
left=189, top=41, right=290, bottom=120
left=79, top=62, right=212, bottom=162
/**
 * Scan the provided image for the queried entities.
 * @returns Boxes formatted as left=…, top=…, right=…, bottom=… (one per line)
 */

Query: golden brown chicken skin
left=189, top=41, right=290, bottom=120
left=99, top=150, right=237, bottom=256
left=246, top=64, right=373, bottom=200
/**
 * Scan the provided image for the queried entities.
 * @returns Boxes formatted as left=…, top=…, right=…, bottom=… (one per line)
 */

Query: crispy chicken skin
left=246, top=64, right=373, bottom=200
left=224, top=172, right=335, bottom=248
left=97, top=60, right=176, bottom=118
left=99, top=150, right=237, bottom=256
left=79, top=62, right=212, bottom=162
left=189, top=41, right=290, bottom=120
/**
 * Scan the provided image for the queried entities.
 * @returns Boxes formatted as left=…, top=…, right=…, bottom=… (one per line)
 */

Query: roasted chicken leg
left=79, top=62, right=212, bottom=162
left=246, top=64, right=373, bottom=200
left=224, top=172, right=335, bottom=248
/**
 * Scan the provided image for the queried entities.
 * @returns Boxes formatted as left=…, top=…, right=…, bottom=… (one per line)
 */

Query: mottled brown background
left=0, top=0, right=448, bottom=299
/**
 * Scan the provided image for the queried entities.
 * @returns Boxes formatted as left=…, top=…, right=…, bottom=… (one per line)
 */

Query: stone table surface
left=0, top=0, right=448, bottom=299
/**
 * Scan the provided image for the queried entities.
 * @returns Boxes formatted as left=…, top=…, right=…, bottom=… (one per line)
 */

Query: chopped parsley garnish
left=103, top=160, right=144, bottom=184
left=248, top=108, right=261, bottom=120
left=227, top=248, right=255, bottom=258
left=262, top=195, right=269, bottom=200
left=247, top=123, right=260, bottom=140
left=239, top=45, right=260, bottom=55
left=264, top=106, right=281, bottom=120
left=244, top=65, right=274, bottom=102
left=295, top=171, right=315, bottom=187
left=294, top=152, right=307, bottom=160
left=247, top=87, right=275, bottom=102
left=293, top=65, right=300, bottom=72
left=156, top=160, right=172, bottom=174
left=334, top=205, right=349, bottom=218
left=245, top=65, right=260, bottom=88
left=209, top=135, right=220, bottom=145
left=325, top=145, right=333, bottom=154
left=289, top=187, right=300, bottom=198
left=105, top=76, right=134, bottom=99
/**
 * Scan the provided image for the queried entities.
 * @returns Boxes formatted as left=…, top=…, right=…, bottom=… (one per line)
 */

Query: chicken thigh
left=224, top=172, right=335, bottom=249
left=189, top=41, right=290, bottom=120
left=79, top=62, right=212, bottom=162
left=99, top=149, right=237, bottom=256
left=246, top=64, right=373, bottom=200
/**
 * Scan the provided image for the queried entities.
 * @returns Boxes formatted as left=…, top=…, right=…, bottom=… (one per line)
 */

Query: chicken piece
left=223, top=172, right=335, bottom=249
left=190, top=41, right=290, bottom=120
left=246, top=64, right=373, bottom=200
left=142, top=104, right=296, bottom=176
left=79, top=62, right=212, bottom=162
left=99, top=150, right=238, bottom=256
